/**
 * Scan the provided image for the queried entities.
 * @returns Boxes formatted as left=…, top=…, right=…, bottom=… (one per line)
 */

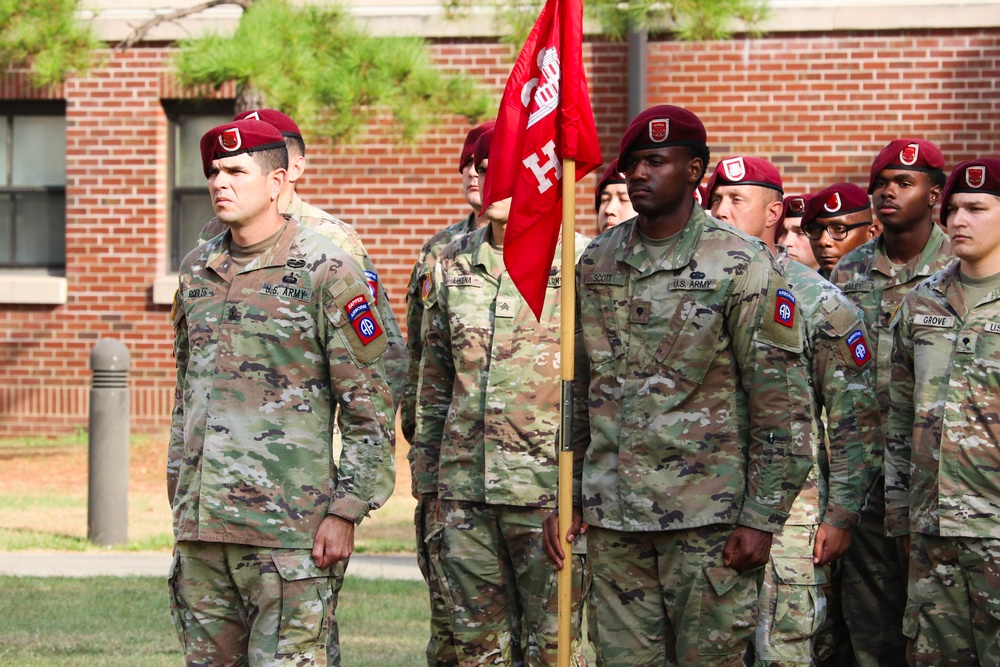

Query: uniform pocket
left=654, top=296, right=724, bottom=385
left=580, top=286, right=624, bottom=369
left=425, top=521, right=457, bottom=610
left=698, top=565, right=757, bottom=656
left=272, top=551, right=332, bottom=658
left=768, top=557, right=826, bottom=644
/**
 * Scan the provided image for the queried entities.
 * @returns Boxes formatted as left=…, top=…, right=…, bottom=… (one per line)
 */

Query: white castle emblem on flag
left=522, top=47, right=561, bottom=129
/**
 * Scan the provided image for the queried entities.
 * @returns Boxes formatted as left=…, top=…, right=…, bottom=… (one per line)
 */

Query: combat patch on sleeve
left=421, top=273, right=434, bottom=303
left=842, top=329, right=873, bottom=368
left=756, top=282, right=804, bottom=352
left=364, top=269, right=379, bottom=305
left=326, top=283, right=388, bottom=366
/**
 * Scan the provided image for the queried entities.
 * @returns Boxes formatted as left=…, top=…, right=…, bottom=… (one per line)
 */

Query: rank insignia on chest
left=774, top=289, right=796, bottom=328
left=364, top=269, right=379, bottom=305
left=847, top=329, right=871, bottom=366
left=345, top=295, right=384, bottom=345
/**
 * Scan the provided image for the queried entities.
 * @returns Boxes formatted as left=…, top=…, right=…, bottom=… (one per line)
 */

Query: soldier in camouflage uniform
left=800, top=182, right=880, bottom=280
left=403, top=119, right=493, bottom=667
left=545, top=106, right=814, bottom=667
left=197, top=109, right=407, bottom=407
left=168, top=119, right=395, bottom=666
left=413, top=129, right=590, bottom=666
left=886, top=157, right=1000, bottom=667
left=708, top=156, right=881, bottom=667
left=826, top=140, right=953, bottom=667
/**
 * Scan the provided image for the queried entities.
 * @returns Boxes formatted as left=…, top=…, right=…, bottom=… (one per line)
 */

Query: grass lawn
left=0, top=575, right=429, bottom=666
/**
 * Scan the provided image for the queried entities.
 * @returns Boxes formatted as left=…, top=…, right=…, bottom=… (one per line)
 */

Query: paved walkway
left=0, top=551, right=421, bottom=580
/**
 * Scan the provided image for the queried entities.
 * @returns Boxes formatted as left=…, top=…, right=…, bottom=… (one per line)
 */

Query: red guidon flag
left=481, top=0, right=602, bottom=320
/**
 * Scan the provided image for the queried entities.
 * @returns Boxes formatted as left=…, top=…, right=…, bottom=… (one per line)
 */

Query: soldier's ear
left=928, top=184, right=942, bottom=208
left=688, top=156, right=705, bottom=184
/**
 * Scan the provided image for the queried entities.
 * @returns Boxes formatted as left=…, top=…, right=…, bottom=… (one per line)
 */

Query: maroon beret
left=782, top=194, right=812, bottom=219
left=594, top=159, right=626, bottom=211
left=473, top=128, right=494, bottom=170
left=706, top=156, right=783, bottom=198
left=233, top=109, right=302, bottom=140
left=867, top=138, right=945, bottom=194
left=200, top=119, right=286, bottom=177
left=618, top=105, right=707, bottom=166
left=459, top=120, right=496, bottom=173
left=802, top=183, right=871, bottom=224
left=695, top=184, right=709, bottom=209
left=941, top=158, right=1000, bottom=223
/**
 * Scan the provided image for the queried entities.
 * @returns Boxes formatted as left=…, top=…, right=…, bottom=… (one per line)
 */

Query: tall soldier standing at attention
left=708, top=156, right=881, bottom=667
left=544, top=106, right=813, bottom=666
left=886, top=157, right=1000, bottom=667
left=414, top=129, right=590, bottom=666
left=827, top=138, right=952, bottom=667
left=403, top=119, right=494, bottom=667
left=168, top=119, right=395, bottom=665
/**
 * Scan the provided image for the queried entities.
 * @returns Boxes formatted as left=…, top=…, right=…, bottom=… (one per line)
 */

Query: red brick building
left=1, top=1, right=998, bottom=435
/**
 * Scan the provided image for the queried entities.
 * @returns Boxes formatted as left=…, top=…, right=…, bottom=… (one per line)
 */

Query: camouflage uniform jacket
left=413, top=224, right=590, bottom=507
left=828, top=224, right=953, bottom=514
left=402, top=212, right=478, bottom=449
left=777, top=251, right=881, bottom=529
left=169, top=218, right=395, bottom=549
left=199, top=193, right=408, bottom=407
left=886, top=261, right=1000, bottom=539
left=571, top=206, right=814, bottom=534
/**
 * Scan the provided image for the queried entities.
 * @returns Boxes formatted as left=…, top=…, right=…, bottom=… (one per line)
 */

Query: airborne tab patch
left=345, top=295, right=384, bottom=345
left=846, top=329, right=872, bottom=366
left=774, top=288, right=796, bottom=328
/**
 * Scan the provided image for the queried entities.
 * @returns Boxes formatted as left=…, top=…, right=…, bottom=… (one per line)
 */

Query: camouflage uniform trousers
left=839, top=508, right=908, bottom=667
left=586, top=523, right=758, bottom=667
left=415, top=494, right=459, bottom=667
left=906, top=533, right=1000, bottom=667
left=811, top=561, right=854, bottom=667
left=751, top=525, right=827, bottom=667
left=436, top=499, right=586, bottom=667
left=168, top=541, right=343, bottom=667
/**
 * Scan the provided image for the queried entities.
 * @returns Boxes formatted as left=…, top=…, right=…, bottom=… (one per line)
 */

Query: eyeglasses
left=801, top=220, right=871, bottom=241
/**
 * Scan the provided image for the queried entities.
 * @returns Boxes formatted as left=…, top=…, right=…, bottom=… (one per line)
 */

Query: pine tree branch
left=116, top=0, right=254, bottom=50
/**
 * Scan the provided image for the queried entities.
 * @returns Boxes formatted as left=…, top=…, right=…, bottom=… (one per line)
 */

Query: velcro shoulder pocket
left=325, top=277, right=388, bottom=366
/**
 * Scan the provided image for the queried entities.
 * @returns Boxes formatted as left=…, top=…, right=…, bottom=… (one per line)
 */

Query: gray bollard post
left=88, top=338, right=131, bottom=546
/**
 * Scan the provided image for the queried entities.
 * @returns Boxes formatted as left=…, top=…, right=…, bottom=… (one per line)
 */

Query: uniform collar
left=207, top=215, right=299, bottom=280
left=616, top=204, right=707, bottom=274
left=871, top=223, right=950, bottom=284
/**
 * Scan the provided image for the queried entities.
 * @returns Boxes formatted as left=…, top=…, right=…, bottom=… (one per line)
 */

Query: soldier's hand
left=542, top=507, right=586, bottom=570
left=813, top=523, right=852, bottom=565
left=312, top=514, right=355, bottom=569
left=723, top=526, right=772, bottom=572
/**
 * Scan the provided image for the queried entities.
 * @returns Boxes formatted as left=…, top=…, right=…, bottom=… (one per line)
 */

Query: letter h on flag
left=481, top=0, right=602, bottom=320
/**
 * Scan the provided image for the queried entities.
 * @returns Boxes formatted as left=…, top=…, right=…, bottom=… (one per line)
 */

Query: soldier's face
left=710, top=184, right=771, bottom=240
left=597, top=183, right=635, bottom=232
left=207, top=153, right=281, bottom=227
left=807, top=211, right=878, bottom=274
left=778, top=218, right=820, bottom=271
left=871, top=169, right=941, bottom=231
left=946, top=192, right=1000, bottom=273
left=462, top=160, right=483, bottom=212
left=622, top=147, right=700, bottom=219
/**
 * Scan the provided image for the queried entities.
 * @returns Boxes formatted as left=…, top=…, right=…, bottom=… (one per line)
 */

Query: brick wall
left=1, top=28, right=998, bottom=436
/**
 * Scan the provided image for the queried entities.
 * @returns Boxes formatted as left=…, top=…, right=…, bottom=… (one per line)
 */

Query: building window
left=165, top=101, right=233, bottom=271
left=0, top=106, right=66, bottom=270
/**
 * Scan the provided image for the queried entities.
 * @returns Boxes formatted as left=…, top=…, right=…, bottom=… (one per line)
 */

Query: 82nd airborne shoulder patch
left=774, top=288, right=796, bottom=328
left=846, top=329, right=872, bottom=367
left=345, top=294, right=384, bottom=346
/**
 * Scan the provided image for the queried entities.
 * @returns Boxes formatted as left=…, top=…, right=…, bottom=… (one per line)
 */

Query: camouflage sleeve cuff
left=412, top=472, right=439, bottom=497
left=329, top=494, right=372, bottom=525
left=821, top=503, right=860, bottom=530
left=737, top=496, right=790, bottom=533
